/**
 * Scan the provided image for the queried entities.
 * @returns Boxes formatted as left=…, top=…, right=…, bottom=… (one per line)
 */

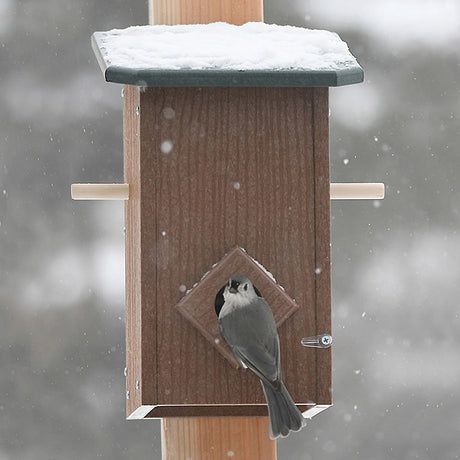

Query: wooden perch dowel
left=71, top=183, right=129, bottom=200
left=71, top=183, right=384, bottom=200
left=330, top=182, right=385, bottom=200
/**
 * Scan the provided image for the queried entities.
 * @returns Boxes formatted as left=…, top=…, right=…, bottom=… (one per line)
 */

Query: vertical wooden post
left=162, top=417, right=276, bottom=460
left=149, top=0, right=263, bottom=25
left=145, top=1, right=275, bottom=459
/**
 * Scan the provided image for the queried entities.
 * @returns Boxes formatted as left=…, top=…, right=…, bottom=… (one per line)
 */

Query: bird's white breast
left=219, top=294, right=252, bottom=318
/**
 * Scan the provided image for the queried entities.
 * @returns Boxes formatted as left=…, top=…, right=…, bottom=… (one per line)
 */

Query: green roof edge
left=103, top=66, right=363, bottom=87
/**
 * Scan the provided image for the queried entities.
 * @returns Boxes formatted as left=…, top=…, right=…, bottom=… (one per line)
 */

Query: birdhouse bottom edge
left=126, top=403, right=331, bottom=419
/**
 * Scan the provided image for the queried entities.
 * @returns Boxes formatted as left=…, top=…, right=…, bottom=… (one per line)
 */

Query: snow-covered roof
left=92, top=22, right=363, bottom=87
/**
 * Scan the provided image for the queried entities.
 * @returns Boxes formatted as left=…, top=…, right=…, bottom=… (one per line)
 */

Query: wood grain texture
left=313, top=88, right=332, bottom=405
left=122, top=86, right=331, bottom=416
left=149, top=0, right=263, bottom=25
left=123, top=85, right=143, bottom=416
left=162, top=417, right=276, bottom=460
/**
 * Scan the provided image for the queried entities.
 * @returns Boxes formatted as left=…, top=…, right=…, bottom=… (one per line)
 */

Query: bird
left=215, top=274, right=306, bottom=439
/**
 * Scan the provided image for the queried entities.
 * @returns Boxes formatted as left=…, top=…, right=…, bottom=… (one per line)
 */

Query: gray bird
left=215, top=274, right=306, bottom=439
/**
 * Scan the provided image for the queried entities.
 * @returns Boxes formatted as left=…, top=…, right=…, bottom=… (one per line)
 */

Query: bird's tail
left=261, top=381, right=307, bottom=439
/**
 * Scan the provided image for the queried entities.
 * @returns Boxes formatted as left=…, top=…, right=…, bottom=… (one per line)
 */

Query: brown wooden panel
left=313, top=88, right=332, bottom=405
left=123, top=85, right=143, bottom=416
left=125, top=86, right=331, bottom=416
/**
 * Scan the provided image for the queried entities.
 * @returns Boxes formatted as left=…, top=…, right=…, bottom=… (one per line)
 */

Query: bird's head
left=223, top=274, right=258, bottom=302
left=215, top=274, right=263, bottom=316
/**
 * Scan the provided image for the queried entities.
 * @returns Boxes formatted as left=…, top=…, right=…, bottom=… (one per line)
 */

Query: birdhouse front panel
left=123, top=84, right=332, bottom=418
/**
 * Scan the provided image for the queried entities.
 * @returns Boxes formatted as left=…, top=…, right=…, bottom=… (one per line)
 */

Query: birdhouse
left=74, top=22, right=383, bottom=422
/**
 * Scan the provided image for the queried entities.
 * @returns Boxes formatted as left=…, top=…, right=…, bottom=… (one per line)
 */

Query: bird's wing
left=233, top=336, right=281, bottom=389
left=219, top=297, right=281, bottom=387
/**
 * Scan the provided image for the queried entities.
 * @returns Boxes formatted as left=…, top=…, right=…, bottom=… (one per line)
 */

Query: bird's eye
left=244, top=284, right=248, bottom=291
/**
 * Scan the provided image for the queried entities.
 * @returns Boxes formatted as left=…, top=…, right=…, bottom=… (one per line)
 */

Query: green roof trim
left=101, top=66, right=363, bottom=87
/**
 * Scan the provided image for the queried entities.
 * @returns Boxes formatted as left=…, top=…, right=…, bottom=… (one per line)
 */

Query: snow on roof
left=95, top=22, right=359, bottom=71
left=91, top=22, right=364, bottom=87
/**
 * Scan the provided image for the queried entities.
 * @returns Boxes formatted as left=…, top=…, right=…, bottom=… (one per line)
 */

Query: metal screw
left=301, top=333, right=333, bottom=349
left=135, top=380, right=140, bottom=390
left=126, top=391, right=130, bottom=400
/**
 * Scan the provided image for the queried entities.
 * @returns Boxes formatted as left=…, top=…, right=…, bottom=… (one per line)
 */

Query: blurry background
left=1, top=0, right=459, bottom=458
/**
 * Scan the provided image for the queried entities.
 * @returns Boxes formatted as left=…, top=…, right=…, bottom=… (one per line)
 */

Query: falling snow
left=160, top=140, right=173, bottom=154
left=162, top=107, right=175, bottom=119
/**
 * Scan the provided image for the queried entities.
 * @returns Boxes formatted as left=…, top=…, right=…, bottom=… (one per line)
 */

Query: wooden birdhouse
left=72, top=8, right=384, bottom=451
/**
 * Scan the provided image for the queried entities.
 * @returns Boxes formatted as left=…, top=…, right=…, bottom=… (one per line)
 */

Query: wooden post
left=149, top=0, right=263, bottom=26
left=145, top=1, right=275, bottom=459
left=161, top=417, right=276, bottom=460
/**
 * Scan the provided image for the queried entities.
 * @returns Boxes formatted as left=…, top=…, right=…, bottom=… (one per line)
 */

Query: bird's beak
left=229, top=280, right=240, bottom=293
